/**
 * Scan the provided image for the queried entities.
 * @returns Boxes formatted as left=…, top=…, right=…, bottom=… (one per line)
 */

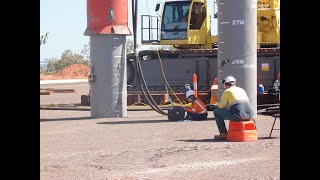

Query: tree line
left=40, top=50, right=89, bottom=74
left=40, top=39, right=175, bottom=74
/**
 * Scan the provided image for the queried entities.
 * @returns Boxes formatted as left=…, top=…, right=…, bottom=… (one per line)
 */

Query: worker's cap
left=222, top=76, right=236, bottom=84
left=186, top=90, right=195, bottom=98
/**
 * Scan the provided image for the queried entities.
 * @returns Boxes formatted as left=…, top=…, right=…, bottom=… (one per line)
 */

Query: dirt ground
left=40, top=83, right=280, bottom=180
left=40, top=64, right=89, bottom=80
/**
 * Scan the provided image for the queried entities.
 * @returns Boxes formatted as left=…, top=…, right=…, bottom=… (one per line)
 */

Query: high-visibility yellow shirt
left=218, top=86, right=253, bottom=118
left=218, top=86, right=250, bottom=109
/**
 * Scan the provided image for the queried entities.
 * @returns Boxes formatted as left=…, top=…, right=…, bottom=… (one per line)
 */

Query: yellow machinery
left=257, top=0, right=280, bottom=47
left=131, top=0, right=280, bottom=97
left=141, top=0, right=280, bottom=49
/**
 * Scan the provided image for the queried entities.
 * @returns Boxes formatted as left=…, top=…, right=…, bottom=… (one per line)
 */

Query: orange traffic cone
left=193, top=73, right=197, bottom=98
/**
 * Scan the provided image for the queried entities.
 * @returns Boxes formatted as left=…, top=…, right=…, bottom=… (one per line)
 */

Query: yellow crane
left=141, top=0, right=280, bottom=49
left=128, top=0, right=280, bottom=100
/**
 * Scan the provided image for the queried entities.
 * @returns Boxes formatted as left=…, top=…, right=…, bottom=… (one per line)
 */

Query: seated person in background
left=183, top=90, right=208, bottom=121
left=273, top=71, right=280, bottom=90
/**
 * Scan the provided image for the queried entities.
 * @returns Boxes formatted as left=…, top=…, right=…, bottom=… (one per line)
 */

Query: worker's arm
left=184, top=106, right=196, bottom=113
left=218, top=91, right=229, bottom=108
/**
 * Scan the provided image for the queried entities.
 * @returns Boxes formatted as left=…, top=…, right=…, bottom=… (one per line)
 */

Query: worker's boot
left=214, top=133, right=227, bottom=140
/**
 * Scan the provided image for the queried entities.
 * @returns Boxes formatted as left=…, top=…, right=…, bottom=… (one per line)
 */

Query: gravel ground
left=40, top=83, right=280, bottom=179
left=40, top=82, right=89, bottom=105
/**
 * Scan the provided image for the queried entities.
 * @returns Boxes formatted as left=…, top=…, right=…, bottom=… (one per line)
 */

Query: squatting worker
left=213, top=76, right=254, bottom=140
left=183, top=90, right=208, bottom=121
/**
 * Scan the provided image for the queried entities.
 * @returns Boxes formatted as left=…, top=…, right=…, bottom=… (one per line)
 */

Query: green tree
left=45, top=58, right=59, bottom=74
left=40, top=64, right=47, bottom=74
left=54, top=50, right=88, bottom=71
left=41, top=50, right=90, bottom=74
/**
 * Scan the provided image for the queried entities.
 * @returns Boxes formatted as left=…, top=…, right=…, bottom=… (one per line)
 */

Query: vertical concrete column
left=217, top=0, right=257, bottom=117
left=84, top=0, right=131, bottom=118
left=89, top=35, right=127, bottom=118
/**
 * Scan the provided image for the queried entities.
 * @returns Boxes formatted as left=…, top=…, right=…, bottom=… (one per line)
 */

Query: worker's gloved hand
left=206, top=104, right=218, bottom=111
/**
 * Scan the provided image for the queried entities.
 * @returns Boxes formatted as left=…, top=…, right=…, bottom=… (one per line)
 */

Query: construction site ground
left=40, top=82, right=280, bottom=180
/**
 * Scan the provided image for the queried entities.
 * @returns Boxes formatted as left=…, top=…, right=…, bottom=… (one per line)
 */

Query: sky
left=40, top=0, right=217, bottom=62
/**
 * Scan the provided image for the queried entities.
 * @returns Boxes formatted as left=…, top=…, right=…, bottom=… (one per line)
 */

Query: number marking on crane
left=232, top=20, right=245, bottom=25
left=232, top=59, right=245, bottom=64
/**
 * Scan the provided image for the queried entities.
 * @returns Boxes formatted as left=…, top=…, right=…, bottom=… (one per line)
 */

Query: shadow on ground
left=97, top=117, right=216, bottom=125
left=258, top=136, right=280, bottom=140
left=177, top=137, right=279, bottom=143
left=177, top=139, right=226, bottom=143
left=97, top=120, right=170, bottom=125
left=40, top=116, right=91, bottom=122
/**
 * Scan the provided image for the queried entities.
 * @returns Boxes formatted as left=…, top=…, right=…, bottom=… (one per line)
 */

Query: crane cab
left=159, top=1, right=191, bottom=41
left=140, top=0, right=279, bottom=49
left=141, top=0, right=215, bottom=49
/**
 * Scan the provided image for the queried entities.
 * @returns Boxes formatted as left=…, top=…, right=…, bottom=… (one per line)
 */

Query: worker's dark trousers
left=213, top=108, right=241, bottom=134
left=186, top=112, right=208, bottom=121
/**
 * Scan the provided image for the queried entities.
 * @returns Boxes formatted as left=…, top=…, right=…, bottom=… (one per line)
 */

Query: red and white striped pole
left=193, top=73, right=197, bottom=98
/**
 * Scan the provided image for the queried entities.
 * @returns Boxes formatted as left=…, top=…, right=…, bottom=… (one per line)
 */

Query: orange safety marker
left=227, top=121, right=257, bottom=142
left=213, top=77, right=218, bottom=85
left=193, top=73, right=197, bottom=98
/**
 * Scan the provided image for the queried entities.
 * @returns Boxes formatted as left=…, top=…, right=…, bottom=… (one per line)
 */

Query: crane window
left=161, top=1, right=191, bottom=28
left=160, top=1, right=191, bottom=40
left=190, top=2, right=206, bottom=30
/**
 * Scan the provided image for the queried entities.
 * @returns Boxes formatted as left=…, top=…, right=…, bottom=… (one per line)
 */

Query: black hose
left=136, top=56, right=166, bottom=114
left=134, top=53, right=163, bottom=113
left=132, top=0, right=168, bottom=115
left=136, top=55, right=167, bottom=114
